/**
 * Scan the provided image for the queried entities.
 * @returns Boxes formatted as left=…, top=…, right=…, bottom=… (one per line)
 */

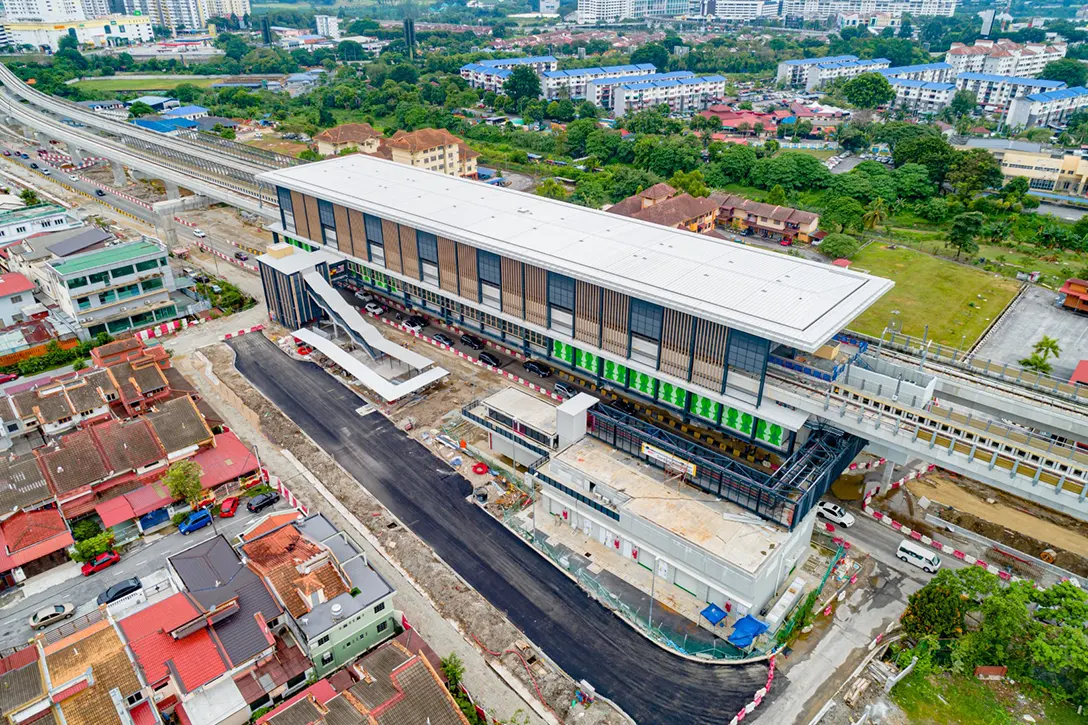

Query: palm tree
left=1032, top=336, right=1062, bottom=363
left=863, top=198, right=889, bottom=231
left=984, top=219, right=1012, bottom=246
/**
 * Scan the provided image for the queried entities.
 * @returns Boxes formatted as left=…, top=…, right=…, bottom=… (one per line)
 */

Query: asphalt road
left=229, top=333, right=770, bottom=725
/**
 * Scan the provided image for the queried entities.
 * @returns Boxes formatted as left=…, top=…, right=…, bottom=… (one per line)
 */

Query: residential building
left=378, top=128, right=479, bottom=179
left=241, top=513, right=397, bottom=678
left=803, top=57, right=891, bottom=91
left=204, top=0, right=250, bottom=19
left=4, top=14, right=152, bottom=50
left=777, top=54, right=860, bottom=87
left=314, top=14, right=340, bottom=39
left=0, top=273, right=34, bottom=327
left=585, top=70, right=694, bottom=110
left=879, top=62, right=955, bottom=83
left=460, top=56, right=559, bottom=92
left=706, top=0, right=777, bottom=21
left=125, top=95, right=179, bottom=112
left=835, top=11, right=901, bottom=34
left=540, top=0, right=560, bottom=12
left=3, top=226, right=114, bottom=292
left=161, top=104, right=208, bottom=121
left=1, top=0, right=86, bottom=21
left=0, top=204, right=79, bottom=245
left=713, top=193, right=821, bottom=243
left=779, top=0, right=955, bottom=19
left=75, top=99, right=127, bottom=119
left=888, top=78, right=956, bottom=114
left=612, top=74, right=728, bottom=117
left=44, top=239, right=182, bottom=340
left=1059, top=278, right=1088, bottom=314
left=954, top=72, right=1066, bottom=113
left=0, top=647, right=51, bottom=723
left=577, top=0, right=687, bottom=23
left=313, top=123, right=383, bottom=156
left=1006, top=86, right=1088, bottom=129
left=945, top=39, right=1066, bottom=78
left=0, top=507, right=74, bottom=584
left=608, top=183, right=720, bottom=232
left=119, top=0, right=205, bottom=31
left=541, top=63, right=656, bottom=100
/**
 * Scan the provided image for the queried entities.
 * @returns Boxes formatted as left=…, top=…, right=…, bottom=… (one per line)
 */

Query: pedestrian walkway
left=18, top=561, right=80, bottom=600
left=527, top=512, right=743, bottom=656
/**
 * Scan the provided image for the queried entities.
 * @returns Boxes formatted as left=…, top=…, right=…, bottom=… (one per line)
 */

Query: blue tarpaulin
left=728, top=614, right=768, bottom=648
left=701, top=603, right=728, bottom=627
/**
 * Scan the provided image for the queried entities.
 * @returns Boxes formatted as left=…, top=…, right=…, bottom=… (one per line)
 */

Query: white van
left=896, top=539, right=942, bottom=573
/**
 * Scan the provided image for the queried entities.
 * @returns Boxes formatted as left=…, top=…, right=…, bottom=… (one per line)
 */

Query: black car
left=460, top=333, right=483, bottom=350
left=247, top=491, right=280, bottom=513
left=614, top=399, right=638, bottom=416
left=407, top=315, right=429, bottom=328
left=479, top=351, right=502, bottom=367
left=97, top=577, right=141, bottom=606
left=29, top=163, right=37, bottom=169
left=95, top=189, right=106, bottom=197
left=432, top=332, right=454, bottom=346
left=523, top=360, right=551, bottom=378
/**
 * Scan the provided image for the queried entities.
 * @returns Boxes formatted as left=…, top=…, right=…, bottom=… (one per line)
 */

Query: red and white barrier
left=729, top=655, right=775, bottom=724
left=135, top=317, right=202, bottom=341
left=195, top=241, right=258, bottom=272
left=173, top=216, right=198, bottom=228
left=81, top=177, right=153, bottom=209
left=222, top=324, right=264, bottom=341
left=269, top=475, right=308, bottom=515
left=848, top=457, right=887, bottom=473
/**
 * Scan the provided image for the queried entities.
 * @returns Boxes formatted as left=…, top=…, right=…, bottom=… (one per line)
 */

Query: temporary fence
left=775, top=541, right=846, bottom=645
left=221, top=324, right=265, bottom=340
left=135, top=317, right=203, bottom=341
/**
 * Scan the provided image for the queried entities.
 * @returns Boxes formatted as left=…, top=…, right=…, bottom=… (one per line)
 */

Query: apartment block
left=879, top=62, right=955, bottom=83
left=612, top=74, right=727, bottom=116
left=707, top=0, right=777, bottom=20
left=888, top=78, right=956, bottom=114
left=5, top=14, right=153, bottom=50
left=585, top=70, right=694, bottom=109
left=541, top=63, right=656, bottom=100
left=945, top=38, right=1066, bottom=78
left=459, top=55, right=558, bottom=91
left=776, top=54, right=859, bottom=87
left=803, top=57, right=891, bottom=91
left=577, top=0, right=687, bottom=23
left=780, top=0, right=955, bottom=20
left=1006, top=86, right=1088, bottom=129
left=954, top=72, right=1066, bottom=113
left=314, top=14, right=340, bottom=39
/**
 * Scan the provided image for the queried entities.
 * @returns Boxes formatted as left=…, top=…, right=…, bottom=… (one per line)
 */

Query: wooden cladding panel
left=302, top=195, right=322, bottom=246
left=437, top=237, right=459, bottom=295
left=500, top=257, right=523, bottom=319
left=332, top=204, right=351, bottom=254
left=524, top=264, right=547, bottom=327
left=289, top=191, right=309, bottom=237
left=574, top=281, right=601, bottom=347
left=380, top=219, right=403, bottom=273
left=456, top=243, right=478, bottom=302
left=347, top=209, right=367, bottom=260
left=398, top=225, right=420, bottom=280
left=692, top=320, right=728, bottom=391
left=660, top=308, right=693, bottom=381
left=601, top=289, right=629, bottom=356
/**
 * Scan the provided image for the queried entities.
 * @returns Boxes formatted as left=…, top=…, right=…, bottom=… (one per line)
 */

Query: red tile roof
left=0, top=645, right=38, bottom=674
left=51, top=679, right=88, bottom=703
left=119, top=593, right=230, bottom=693
left=241, top=512, right=300, bottom=542
left=129, top=701, right=156, bottom=725
left=193, top=432, right=259, bottom=490
left=124, top=481, right=173, bottom=518
left=0, top=273, right=33, bottom=299
left=0, top=508, right=74, bottom=567
left=1071, top=360, right=1088, bottom=386
left=95, top=496, right=136, bottom=529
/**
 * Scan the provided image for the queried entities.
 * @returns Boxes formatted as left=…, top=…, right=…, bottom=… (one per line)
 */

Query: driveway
left=228, top=333, right=769, bottom=725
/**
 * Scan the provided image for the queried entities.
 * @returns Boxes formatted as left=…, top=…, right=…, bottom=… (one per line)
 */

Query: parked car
left=896, top=539, right=941, bottom=573
left=193, top=229, right=206, bottom=238
left=41, top=169, right=50, bottom=176
left=247, top=491, right=280, bottom=513
left=1, top=150, right=9, bottom=156
left=614, top=399, right=638, bottom=416
left=554, top=381, right=578, bottom=399
left=178, top=509, right=213, bottom=535
left=523, top=360, right=551, bottom=377
left=407, top=315, right=429, bottom=328
left=354, top=290, right=373, bottom=303
left=192, top=274, right=210, bottom=284
left=479, top=351, right=502, bottom=367
left=219, top=496, right=240, bottom=518
left=816, top=501, right=855, bottom=527
left=402, top=320, right=424, bottom=334
left=19, top=154, right=28, bottom=159
left=81, top=550, right=121, bottom=576
left=0, top=372, right=18, bottom=384
left=234, top=251, right=249, bottom=261
left=460, top=333, right=483, bottom=350
left=29, top=603, right=74, bottom=631
left=364, top=302, right=385, bottom=316
left=96, top=577, right=141, bottom=606
left=95, top=189, right=106, bottom=197
left=68, top=174, right=79, bottom=181
left=432, top=332, right=454, bottom=346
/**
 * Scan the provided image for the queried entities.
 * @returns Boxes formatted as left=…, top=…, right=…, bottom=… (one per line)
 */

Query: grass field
left=848, top=242, right=1020, bottom=347
left=72, top=77, right=220, bottom=92
left=894, top=672, right=1083, bottom=725
left=775, top=147, right=836, bottom=161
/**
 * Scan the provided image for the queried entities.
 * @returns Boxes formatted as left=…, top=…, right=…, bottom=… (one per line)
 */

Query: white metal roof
left=259, top=156, right=893, bottom=352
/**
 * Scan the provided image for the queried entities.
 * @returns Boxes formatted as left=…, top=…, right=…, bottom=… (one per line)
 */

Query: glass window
left=318, top=199, right=336, bottom=228
left=99, top=290, right=117, bottom=304
left=629, top=298, right=662, bottom=341
left=107, top=318, right=131, bottom=334
left=77, top=297, right=90, bottom=310
left=316, top=634, right=330, bottom=646
left=142, top=278, right=163, bottom=292
left=67, top=277, right=87, bottom=290
left=111, top=265, right=135, bottom=279
left=154, top=305, right=176, bottom=320
left=364, top=214, right=383, bottom=245
left=477, top=250, right=501, bottom=286
left=88, top=271, right=109, bottom=285
left=376, top=621, right=388, bottom=633
left=135, top=259, right=158, bottom=273
left=277, top=186, right=293, bottom=212
left=373, top=601, right=386, bottom=614
left=320, top=652, right=334, bottom=665
left=727, top=330, right=769, bottom=376
left=417, top=231, right=438, bottom=264
left=547, top=272, right=575, bottom=311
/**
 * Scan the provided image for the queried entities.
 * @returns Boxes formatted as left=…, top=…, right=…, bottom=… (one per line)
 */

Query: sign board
left=640, top=442, right=697, bottom=477
left=656, top=559, right=668, bottom=579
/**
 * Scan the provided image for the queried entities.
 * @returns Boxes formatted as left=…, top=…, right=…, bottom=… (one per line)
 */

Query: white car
left=41, top=169, right=50, bottom=176
left=816, top=501, right=855, bottom=527
left=193, top=229, right=206, bottom=238
left=364, top=302, right=384, bottom=315
left=402, top=320, right=424, bottom=334
left=68, top=174, right=79, bottom=181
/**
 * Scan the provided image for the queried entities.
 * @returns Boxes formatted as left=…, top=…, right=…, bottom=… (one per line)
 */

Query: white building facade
left=889, top=79, right=955, bottom=114
left=1006, top=87, right=1088, bottom=129
left=460, top=55, right=559, bottom=92
left=777, top=54, right=857, bottom=87
left=707, top=0, right=776, bottom=20
left=612, top=74, right=727, bottom=117
left=880, top=62, right=955, bottom=83
left=5, top=15, right=152, bottom=50
left=541, top=63, right=656, bottom=100
left=119, top=0, right=205, bottom=31
left=954, top=72, right=1066, bottom=113
left=578, top=0, right=687, bottom=23
left=0, top=205, right=77, bottom=244
left=780, top=0, right=954, bottom=20
left=804, top=57, right=891, bottom=91
left=945, top=39, right=1067, bottom=78
left=314, top=14, right=340, bottom=39
left=586, top=70, right=695, bottom=109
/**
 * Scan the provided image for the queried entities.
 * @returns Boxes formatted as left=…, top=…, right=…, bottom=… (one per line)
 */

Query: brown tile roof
left=638, top=182, right=676, bottom=201
left=37, top=429, right=109, bottom=495
left=62, top=377, right=110, bottom=416
left=716, top=193, right=818, bottom=225
left=314, top=123, right=381, bottom=145
left=91, top=419, right=166, bottom=472
left=43, top=621, right=141, bottom=725
left=457, top=142, right=479, bottom=160
left=631, top=194, right=719, bottom=228
left=107, top=361, right=167, bottom=404
left=606, top=195, right=647, bottom=218
left=145, top=396, right=212, bottom=454
left=243, top=526, right=348, bottom=618
left=385, top=128, right=464, bottom=153
left=0, top=454, right=51, bottom=512
left=348, top=641, right=469, bottom=725
left=93, top=338, right=142, bottom=360
left=12, top=389, right=73, bottom=425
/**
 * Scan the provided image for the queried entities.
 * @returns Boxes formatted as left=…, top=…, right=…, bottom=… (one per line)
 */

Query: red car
left=81, top=550, right=120, bottom=576
left=219, top=496, right=240, bottom=518
left=0, top=373, right=18, bottom=384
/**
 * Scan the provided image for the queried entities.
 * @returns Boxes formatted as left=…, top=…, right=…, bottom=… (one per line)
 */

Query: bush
left=818, top=233, right=861, bottom=260
left=172, top=511, right=189, bottom=526
left=71, top=529, right=115, bottom=562
left=72, top=518, right=102, bottom=542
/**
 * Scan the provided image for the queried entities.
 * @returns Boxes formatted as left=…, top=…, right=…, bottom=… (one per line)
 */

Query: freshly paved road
left=229, top=333, right=769, bottom=725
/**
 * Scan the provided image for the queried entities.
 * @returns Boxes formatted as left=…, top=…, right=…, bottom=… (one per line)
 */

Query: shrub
left=818, top=233, right=861, bottom=260
left=72, top=518, right=102, bottom=542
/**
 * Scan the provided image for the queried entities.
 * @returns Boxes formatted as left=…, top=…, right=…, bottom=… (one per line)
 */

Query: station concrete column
left=110, top=160, right=126, bottom=187
left=165, top=182, right=181, bottom=200
left=66, top=142, right=84, bottom=166
left=154, top=210, right=179, bottom=246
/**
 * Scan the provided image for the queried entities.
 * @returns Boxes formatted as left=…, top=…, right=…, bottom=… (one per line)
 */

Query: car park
left=193, top=229, right=206, bottom=238
left=364, top=302, right=385, bottom=316
left=178, top=508, right=213, bottom=534
left=247, top=491, right=280, bottom=513
left=219, top=496, right=240, bottom=518
left=81, top=550, right=121, bottom=576
left=29, top=603, right=74, bottom=630
left=460, top=333, right=483, bottom=350
left=432, top=332, right=454, bottom=346
left=479, top=351, right=502, bottom=367
left=816, top=501, right=855, bottom=527
left=97, top=577, right=141, bottom=606
left=523, top=360, right=551, bottom=377
left=554, top=381, right=578, bottom=399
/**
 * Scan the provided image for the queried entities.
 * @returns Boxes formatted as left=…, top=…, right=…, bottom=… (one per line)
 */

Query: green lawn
left=848, top=242, right=1021, bottom=347
left=894, top=672, right=1084, bottom=725
left=774, top=147, right=836, bottom=161
left=72, top=77, right=220, bottom=92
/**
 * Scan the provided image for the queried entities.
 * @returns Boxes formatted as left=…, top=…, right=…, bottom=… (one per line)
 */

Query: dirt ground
left=199, top=335, right=624, bottom=725
left=245, top=138, right=309, bottom=156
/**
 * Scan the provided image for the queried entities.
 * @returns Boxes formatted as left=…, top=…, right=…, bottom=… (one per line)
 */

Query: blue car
left=178, top=509, right=213, bottom=535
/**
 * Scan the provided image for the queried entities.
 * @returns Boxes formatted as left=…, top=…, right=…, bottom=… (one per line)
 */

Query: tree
left=947, top=211, right=983, bottom=259
left=862, top=198, right=889, bottom=230
left=1041, top=58, right=1088, bottom=88
left=174, top=82, right=203, bottom=104
left=947, top=148, right=1003, bottom=199
left=503, top=65, right=541, bottom=105
left=948, top=89, right=976, bottom=118
left=1031, top=335, right=1062, bottom=364
left=667, top=169, right=710, bottom=198
left=72, top=518, right=102, bottom=542
left=57, top=34, right=79, bottom=51
left=72, top=529, right=116, bottom=563
left=127, top=101, right=155, bottom=118
left=705, top=144, right=757, bottom=187
left=563, top=118, right=599, bottom=158
left=164, top=460, right=204, bottom=505
left=633, top=135, right=702, bottom=178
left=630, top=42, right=669, bottom=71
left=19, top=189, right=39, bottom=206
left=765, top=184, right=787, bottom=206
left=893, top=163, right=936, bottom=200
left=818, top=233, right=860, bottom=259
left=440, top=652, right=465, bottom=691
left=572, top=176, right=608, bottom=208
left=577, top=101, right=599, bottom=119
left=338, top=40, right=364, bottom=61
left=983, top=218, right=1011, bottom=245
left=901, top=569, right=970, bottom=639
left=1019, top=352, right=1052, bottom=375
left=893, top=135, right=957, bottom=183
left=821, top=197, right=866, bottom=233
left=842, top=73, right=895, bottom=109
left=608, top=167, right=662, bottom=201
left=535, top=178, right=568, bottom=200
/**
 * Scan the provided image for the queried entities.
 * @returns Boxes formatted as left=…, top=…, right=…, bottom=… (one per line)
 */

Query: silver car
left=29, top=602, right=74, bottom=631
